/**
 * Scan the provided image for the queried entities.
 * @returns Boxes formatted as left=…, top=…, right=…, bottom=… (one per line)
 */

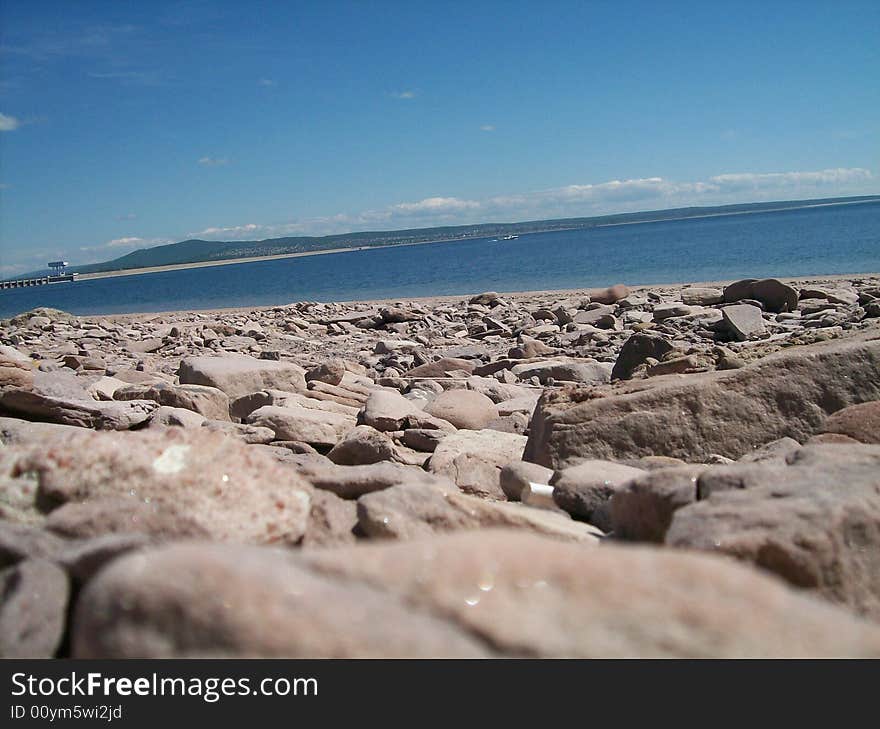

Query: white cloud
left=480, top=125, right=495, bottom=132
left=197, top=156, right=229, bottom=167
left=0, top=113, right=21, bottom=131
left=258, top=78, right=276, bottom=87
left=197, top=223, right=262, bottom=238
left=389, top=90, right=417, bottom=99
left=392, top=197, right=481, bottom=216
left=179, top=166, right=878, bottom=245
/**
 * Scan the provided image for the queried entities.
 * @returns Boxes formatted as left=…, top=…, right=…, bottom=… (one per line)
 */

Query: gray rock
left=0, top=559, right=69, bottom=658
left=666, top=443, right=880, bottom=619
left=722, top=304, right=766, bottom=341
left=551, top=460, right=647, bottom=530
left=611, top=332, right=674, bottom=380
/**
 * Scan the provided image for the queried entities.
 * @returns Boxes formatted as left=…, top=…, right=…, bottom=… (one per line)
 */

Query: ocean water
left=2, top=201, right=879, bottom=318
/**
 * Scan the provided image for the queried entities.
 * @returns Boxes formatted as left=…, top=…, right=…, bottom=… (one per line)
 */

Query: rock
left=499, top=461, right=554, bottom=501
left=301, top=490, right=359, bottom=548
left=428, top=430, right=528, bottom=498
left=86, top=376, right=128, bottom=401
left=0, top=559, right=69, bottom=657
left=43, top=498, right=209, bottom=540
left=646, top=355, right=700, bottom=377
left=819, top=401, right=880, bottom=444
left=200, top=420, right=276, bottom=444
left=722, top=304, right=766, bottom=341
left=511, top=359, right=612, bottom=385
left=11, top=428, right=312, bottom=545
left=302, top=530, right=880, bottom=657
left=611, top=332, right=674, bottom=380
left=57, top=533, right=155, bottom=585
left=722, top=278, right=798, bottom=313
left=424, top=389, right=498, bottom=430
left=402, top=428, right=447, bottom=452
left=525, top=333, right=880, bottom=466
left=681, top=287, right=724, bottom=306
left=358, top=390, right=423, bottom=432
left=114, top=382, right=230, bottom=421
left=722, top=278, right=758, bottom=303
left=247, top=405, right=353, bottom=447
left=0, top=522, right=67, bottom=567
left=751, top=278, right=799, bottom=313
left=551, top=460, right=646, bottom=530
left=148, top=406, right=206, bottom=429
left=738, top=437, right=802, bottom=463
left=508, top=338, right=555, bottom=359
left=666, top=444, right=880, bottom=619
left=178, top=354, right=306, bottom=398
left=328, top=425, right=397, bottom=465
left=653, top=303, right=696, bottom=321
left=469, top=291, right=500, bottom=306
left=357, top=482, right=601, bottom=543
left=0, top=390, right=158, bottom=430
left=72, top=543, right=487, bottom=658
left=404, top=358, right=475, bottom=379
left=610, top=466, right=703, bottom=542
left=588, top=284, right=628, bottom=305
left=305, top=360, right=346, bottom=386
left=0, top=350, right=33, bottom=391
left=296, top=460, right=441, bottom=499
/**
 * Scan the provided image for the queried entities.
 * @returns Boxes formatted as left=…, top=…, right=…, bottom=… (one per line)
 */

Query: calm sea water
left=2, top=201, right=879, bottom=318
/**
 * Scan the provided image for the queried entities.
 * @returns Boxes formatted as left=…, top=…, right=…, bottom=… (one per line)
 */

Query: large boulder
left=424, top=389, right=498, bottom=429
left=525, top=333, right=880, bottom=467
left=666, top=444, right=880, bottom=620
left=8, top=428, right=313, bottom=545
left=178, top=355, right=306, bottom=398
left=72, top=543, right=487, bottom=658
left=301, top=531, right=880, bottom=657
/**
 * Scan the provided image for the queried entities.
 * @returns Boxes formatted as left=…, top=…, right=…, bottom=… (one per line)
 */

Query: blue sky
left=1, top=0, right=878, bottom=275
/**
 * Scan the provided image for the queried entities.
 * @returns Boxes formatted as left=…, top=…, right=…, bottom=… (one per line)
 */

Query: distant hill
left=11, top=195, right=880, bottom=279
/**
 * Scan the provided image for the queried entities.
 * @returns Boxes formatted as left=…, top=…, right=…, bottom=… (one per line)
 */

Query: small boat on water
left=500, top=234, right=519, bottom=240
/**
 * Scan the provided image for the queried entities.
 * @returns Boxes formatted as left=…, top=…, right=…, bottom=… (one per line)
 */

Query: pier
left=0, top=272, right=78, bottom=290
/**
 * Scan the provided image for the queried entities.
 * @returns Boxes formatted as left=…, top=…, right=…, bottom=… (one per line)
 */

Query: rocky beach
left=2, top=273, right=880, bottom=658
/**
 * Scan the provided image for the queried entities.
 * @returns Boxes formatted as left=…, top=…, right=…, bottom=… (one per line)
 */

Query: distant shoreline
left=77, top=197, right=880, bottom=283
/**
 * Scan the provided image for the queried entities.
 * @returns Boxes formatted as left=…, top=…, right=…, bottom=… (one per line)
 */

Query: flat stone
left=722, top=304, right=766, bottom=341
left=178, top=354, right=306, bottom=398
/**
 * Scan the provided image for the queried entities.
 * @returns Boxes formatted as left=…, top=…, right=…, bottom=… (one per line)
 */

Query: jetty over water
left=0, top=271, right=78, bottom=290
